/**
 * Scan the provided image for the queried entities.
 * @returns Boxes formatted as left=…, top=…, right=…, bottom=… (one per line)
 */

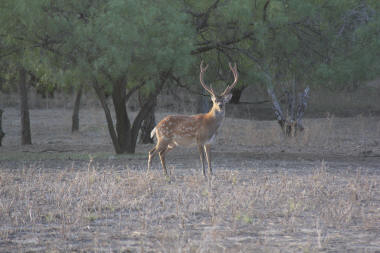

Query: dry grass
left=0, top=108, right=380, bottom=252
left=1, top=161, right=379, bottom=252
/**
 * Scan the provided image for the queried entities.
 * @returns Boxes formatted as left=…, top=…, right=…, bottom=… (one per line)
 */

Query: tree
left=0, top=0, right=70, bottom=144
left=18, top=67, right=32, bottom=144
left=94, top=0, right=195, bottom=153
left=245, top=0, right=380, bottom=135
left=2, top=0, right=379, bottom=150
left=0, top=109, right=4, bottom=146
left=138, top=89, right=156, bottom=144
left=187, top=0, right=380, bottom=135
left=71, top=84, right=83, bottom=132
left=1, top=0, right=196, bottom=153
left=45, top=0, right=197, bottom=153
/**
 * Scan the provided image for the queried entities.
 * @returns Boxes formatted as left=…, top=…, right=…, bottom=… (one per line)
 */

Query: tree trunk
left=230, top=86, right=245, bottom=104
left=94, top=72, right=168, bottom=154
left=0, top=109, right=4, bottom=146
left=93, top=81, right=122, bottom=153
left=295, top=86, right=310, bottom=132
left=112, top=77, right=131, bottom=152
left=267, top=86, right=309, bottom=137
left=18, top=67, right=32, bottom=145
left=127, top=72, right=168, bottom=152
left=72, top=85, right=83, bottom=132
left=139, top=105, right=155, bottom=144
left=94, top=77, right=134, bottom=154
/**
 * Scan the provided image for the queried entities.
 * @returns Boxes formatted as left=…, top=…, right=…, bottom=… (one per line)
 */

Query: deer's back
left=156, top=114, right=203, bottom=137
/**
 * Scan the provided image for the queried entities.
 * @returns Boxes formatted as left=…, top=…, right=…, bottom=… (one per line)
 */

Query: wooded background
left=1, top=0, right=379, bottom=152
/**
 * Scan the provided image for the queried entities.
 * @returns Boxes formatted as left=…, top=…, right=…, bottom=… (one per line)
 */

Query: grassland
left=0, top=108, right=379, bottom=252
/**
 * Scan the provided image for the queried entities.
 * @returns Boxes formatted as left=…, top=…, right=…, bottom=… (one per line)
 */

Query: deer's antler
left=220, top=62, right=238, bottom=96
left=200, top=61, right=215, bottom=96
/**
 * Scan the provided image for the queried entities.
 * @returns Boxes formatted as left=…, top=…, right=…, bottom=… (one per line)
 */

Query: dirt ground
left=0, top=108, right=380, bottom=252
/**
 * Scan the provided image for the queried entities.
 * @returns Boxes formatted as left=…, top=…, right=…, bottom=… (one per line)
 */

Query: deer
left=148, top=61, right=238, bottom=177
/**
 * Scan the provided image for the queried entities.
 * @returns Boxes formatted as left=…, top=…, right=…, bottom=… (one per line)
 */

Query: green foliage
left=0, top=0, right=197, bottom=95
left=1, top=0, right=379, bottom=95
left=240, top=0, right=380, bottom=89
left=61, top=0, right=197, bottom=92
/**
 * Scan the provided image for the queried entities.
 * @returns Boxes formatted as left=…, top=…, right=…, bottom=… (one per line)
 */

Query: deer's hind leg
left=158, top=149, right=168, bottom=176
left=148, top=146, right=157, bottom=171
left=158, top=143, right=175, bottom=176
left=148, top=139, right=171, bottom=175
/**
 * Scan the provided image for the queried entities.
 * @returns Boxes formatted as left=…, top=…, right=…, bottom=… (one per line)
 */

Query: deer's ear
left=223, top=93, right=232, bottom=103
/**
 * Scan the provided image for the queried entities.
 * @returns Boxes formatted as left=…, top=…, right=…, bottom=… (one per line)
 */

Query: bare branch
left=296, top=86, right=310, bottom=130
left=267, top=87, right=285, bottom=122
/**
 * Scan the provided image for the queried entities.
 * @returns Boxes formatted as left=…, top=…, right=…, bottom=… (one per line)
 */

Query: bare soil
left=0, top=108, right=379, bottom=252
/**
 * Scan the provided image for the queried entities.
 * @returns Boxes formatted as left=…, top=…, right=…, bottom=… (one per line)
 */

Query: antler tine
left=200, top=61, right=215, bottom=96
left=221, top=62, right=239, bottom=96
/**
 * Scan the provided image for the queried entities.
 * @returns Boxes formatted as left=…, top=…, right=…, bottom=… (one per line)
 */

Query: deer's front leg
left=198, top=145, right=206, bottom=177
left=204, top=144, right=212, bottom=176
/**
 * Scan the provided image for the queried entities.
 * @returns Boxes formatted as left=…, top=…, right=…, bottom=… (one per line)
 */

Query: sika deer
left=148, top=61, right=238, bottom=177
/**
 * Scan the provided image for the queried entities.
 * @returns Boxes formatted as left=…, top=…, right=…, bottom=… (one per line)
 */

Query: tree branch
left=126, top=81, right=146, bottom=102
left=130, top=71, right=169, bottom=146
left=92, top=80, right=121, bottom=153
left=169, top=73, right=208, bottom=96
left=191, top=31, right=254, bottom=55
left=263, top=0, right=271, bottom=22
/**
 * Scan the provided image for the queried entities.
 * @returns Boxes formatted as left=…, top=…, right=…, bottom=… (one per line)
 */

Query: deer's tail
left=150, top=127, right=156, bottom=139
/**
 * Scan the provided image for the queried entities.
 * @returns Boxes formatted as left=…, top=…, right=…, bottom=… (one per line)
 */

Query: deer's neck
left=205, top=105, right=225, bottom=126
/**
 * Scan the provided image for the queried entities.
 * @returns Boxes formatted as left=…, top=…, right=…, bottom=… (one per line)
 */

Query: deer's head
left=199, top=61, right=238, bottom=112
